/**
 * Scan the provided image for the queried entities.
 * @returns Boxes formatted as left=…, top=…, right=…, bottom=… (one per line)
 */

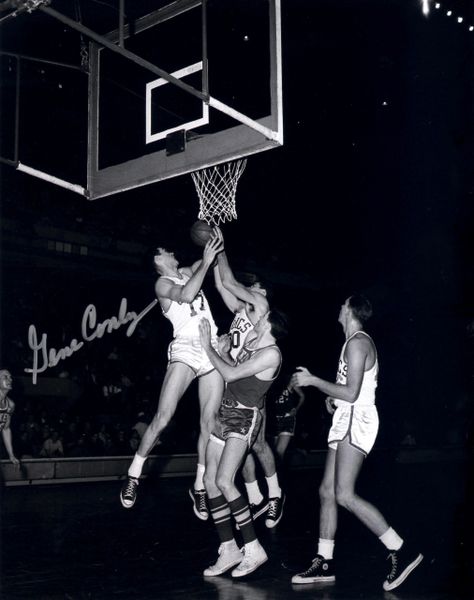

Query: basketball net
left=191, top=159, right=247, bottom=226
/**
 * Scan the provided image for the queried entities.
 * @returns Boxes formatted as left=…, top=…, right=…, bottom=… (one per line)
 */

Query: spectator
left=40, top=430, right=64, bottom=458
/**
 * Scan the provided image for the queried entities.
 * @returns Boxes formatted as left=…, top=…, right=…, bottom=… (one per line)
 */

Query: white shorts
left=167, top=335, right=218, bottom=377
left=328, top=404, right=379, bottom=456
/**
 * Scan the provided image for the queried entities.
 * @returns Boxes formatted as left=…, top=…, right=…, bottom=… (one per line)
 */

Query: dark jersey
left=223, top=344, right=281, bottom=410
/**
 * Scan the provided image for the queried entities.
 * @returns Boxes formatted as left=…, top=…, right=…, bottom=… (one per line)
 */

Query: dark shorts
left=210, top=403, right=262, bottom=448
left=275, top=415, right=296, bottom=436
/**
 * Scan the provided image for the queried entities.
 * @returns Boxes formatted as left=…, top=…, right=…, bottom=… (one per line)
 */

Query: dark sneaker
left=265, top=493, right=285, bottom=528
left=189, top=487, right=209, bottom=521
left=383, top=544, right=423, bottom=591
left=120, top=476, right=139, bottom=508
left=251, top=498, right=269, bottom=521
left=236, top=498, right=268, bottom=530
left=291, top=555, right=335, bottom=584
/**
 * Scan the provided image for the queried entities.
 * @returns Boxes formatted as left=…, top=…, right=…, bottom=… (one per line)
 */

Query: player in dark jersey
left=213, top=228, right=285, bottom=528
left=0, top=370, right=20, bottom=467
left=198, top=309, right=287, bottom=578
left=271, top=375, right=305, bottom=461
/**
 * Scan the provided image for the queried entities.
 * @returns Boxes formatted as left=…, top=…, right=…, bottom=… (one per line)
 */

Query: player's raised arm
left=157, top=234, right=223, bottom=304
left=213, top=260, right=244, bottom=314
left=214, top=229, right=268, bottom=313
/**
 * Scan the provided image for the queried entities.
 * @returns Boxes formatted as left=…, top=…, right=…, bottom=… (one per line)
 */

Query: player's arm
left=291, top=338, right=366, bottom=403
left=212, top=228, right=268, bottom=313
left=1, top=413, right=19, bottom=465
left=199, top=319, right=279, bottom=382
left=216, top=252, right=268, bottom=314
left=156, top=235, right=223, bottom=304
left=291, top=385, right=306, bottom=415
left=213, top=263, right=244, bottom=313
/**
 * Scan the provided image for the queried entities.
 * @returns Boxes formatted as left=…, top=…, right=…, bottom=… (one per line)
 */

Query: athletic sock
left=317, top=538, right=335, bottom=560
left=265, top=473, right=282, bottom=498
left=194, top=463, right=205, bottom=490
left=245, top=480, right=264, bottom=505
left=128, top=453, right=146, bottom=478
left=379, top=527, right=403, bottom=551
left=208, top=494, right=234, bottom=543
left=229, top=495, right=256, bottom=545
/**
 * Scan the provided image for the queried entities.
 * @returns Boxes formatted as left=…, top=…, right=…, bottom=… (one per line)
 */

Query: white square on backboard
left=145, top=61, right=209, bottom=144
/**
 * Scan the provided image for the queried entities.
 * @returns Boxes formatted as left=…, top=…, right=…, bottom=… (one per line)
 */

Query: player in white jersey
left=290, top=295, right=423, bottom=592
left=213, top=228, right=285, bottom=528
left=120, top=234, right=224, bottom=516
left=0, top=370, right=20, bottom=468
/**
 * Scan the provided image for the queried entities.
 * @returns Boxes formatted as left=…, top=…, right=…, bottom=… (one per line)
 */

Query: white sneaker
left=203, top=541, right=243, bottom=577
left=231, top=540, right=268, bottom=577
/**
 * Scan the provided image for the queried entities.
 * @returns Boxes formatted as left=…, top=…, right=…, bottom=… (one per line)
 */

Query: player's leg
left=197, top=369, right=224, bottom=465
left=189, top=369, right=224, bottom=519
left=334, top=438, right=423, bottom=591
left=275, top=432, right=291, bottom=460
left=241, top=453, right=268, bottom=520
left=120, top=362, right=194, bottom=508
left=216, top=437, right=268, bottom=577
left=250, top=408, right=284, bottom=528
left=334, top=437, right=389, bottom=535
left=292, top=448, right=337, bottom=584
left=203, top=438, right=243, bottom=576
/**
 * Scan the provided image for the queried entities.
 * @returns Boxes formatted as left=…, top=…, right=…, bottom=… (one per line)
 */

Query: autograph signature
left=24, top=297, right=157, bottom=385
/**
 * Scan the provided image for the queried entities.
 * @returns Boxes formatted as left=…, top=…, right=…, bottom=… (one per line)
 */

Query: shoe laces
left=267, top=498, right=279, bottom=518
left=387, top=551, right=398, bottom=580
left=123, top=478, right=137, bottom=497
left=195, top=490, right=207, bottom=512
left=303, top=556, right=322, bottom=575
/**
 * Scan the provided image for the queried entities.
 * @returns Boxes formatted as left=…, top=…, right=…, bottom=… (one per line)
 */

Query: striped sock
left=229, top=495, right=256, bottom=545
left=208, top=495, right=234, bottom=543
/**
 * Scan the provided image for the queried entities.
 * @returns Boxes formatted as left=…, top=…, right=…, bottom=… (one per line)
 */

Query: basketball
left=190, top=220, right=213, bottom=247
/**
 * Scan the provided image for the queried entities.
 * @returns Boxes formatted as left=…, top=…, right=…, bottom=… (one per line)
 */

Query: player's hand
left=218, top=333, right=231, bottom=356
left=325, top=396, right=336, bottom=415
left=10, top=455, right=20, bottom=468
left=199, top=318, right=212, bottom=349
left=291, top=366, right=314, bottom=388
left=203, top=232, right=224, bottom=266
left=212, top=226, right=225, bottom=249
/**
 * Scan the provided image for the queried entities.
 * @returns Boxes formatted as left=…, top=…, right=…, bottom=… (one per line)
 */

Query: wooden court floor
left=1, top=452, right=473, bottom=599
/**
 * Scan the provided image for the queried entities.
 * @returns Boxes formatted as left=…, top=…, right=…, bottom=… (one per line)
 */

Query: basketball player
left=198, top=309, right=287, bottom=577
left=0, top=370, right=20, bottom=467
left=212, top=229, right=285, bottom=528
left=272, top=375, right=305, bottom=461
left=120, top=234, right=224, bottom=517
left=290, top=295, right=423, bottom=591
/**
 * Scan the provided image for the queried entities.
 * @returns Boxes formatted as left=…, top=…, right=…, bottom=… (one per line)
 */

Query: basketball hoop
left=191, top=159, right=247, bottom=226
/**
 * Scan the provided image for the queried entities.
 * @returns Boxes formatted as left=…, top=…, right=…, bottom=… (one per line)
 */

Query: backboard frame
left=2, top=0, right=283, bottom=200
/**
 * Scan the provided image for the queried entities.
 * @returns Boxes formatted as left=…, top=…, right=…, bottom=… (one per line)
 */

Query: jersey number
left=231, top=330, right=240, bottom=349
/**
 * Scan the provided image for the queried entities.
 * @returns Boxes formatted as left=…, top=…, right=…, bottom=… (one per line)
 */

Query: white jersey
left=229, top=308, right=253, bottom=360
left=334, top=330, right=378, bottom=408
left=160, top=272, right=217, bottom=338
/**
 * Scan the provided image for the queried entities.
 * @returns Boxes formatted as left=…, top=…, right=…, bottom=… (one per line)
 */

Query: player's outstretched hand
left=203, top=232, right=224, bottom=265
left=199, top=318, right=212, bottom=349
left=212, top=226, right=224, bottom=248
left=10, top=455, right=20, bottom=469
left=291, top=366, right=314, bottom=388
